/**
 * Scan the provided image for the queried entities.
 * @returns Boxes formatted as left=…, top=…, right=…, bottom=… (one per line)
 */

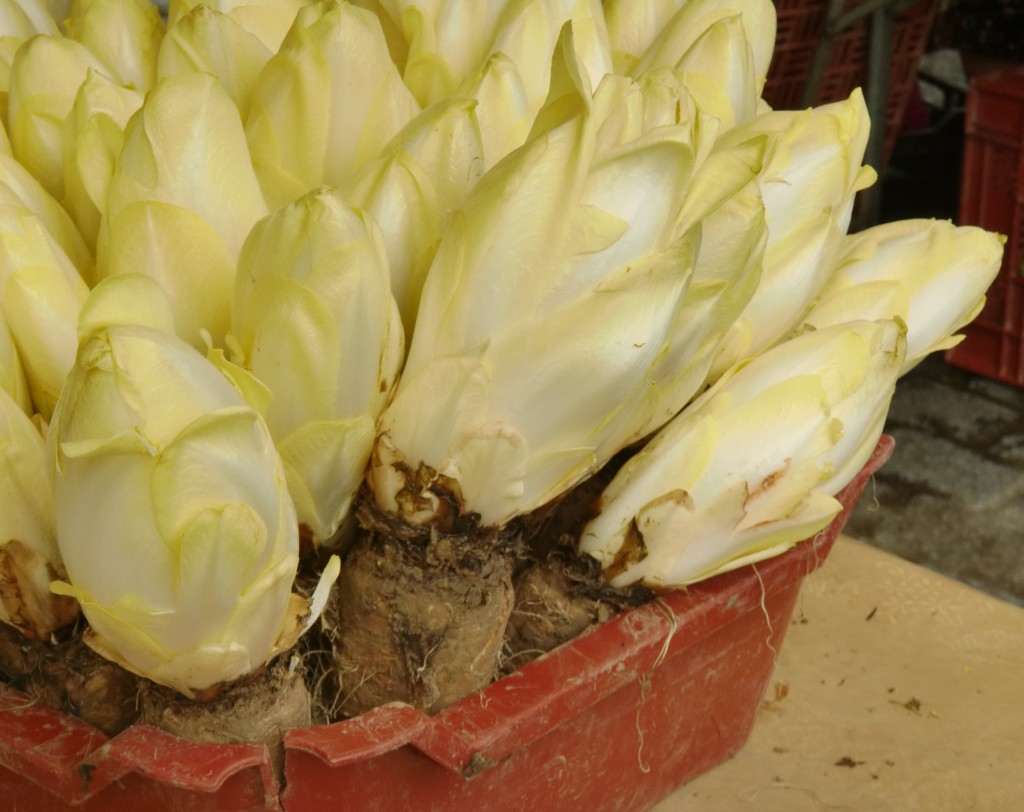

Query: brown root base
left=0, top=540, right=80, bottom=639
left=0, top=622, right=140, bottom=737
left=292, top=569, right=341, bottom=727
left=502, top=459, right=654, bottom=672
left=140, top=656, right=311, bottom=780
left=327, top=503, right=518, bottom=717
left=502, top=549, right=654, bottom=674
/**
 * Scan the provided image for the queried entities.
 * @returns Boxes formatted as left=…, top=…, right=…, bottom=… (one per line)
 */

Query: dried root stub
left=325, top=500, right=520, bottom=718
left=0, top=621, right=140, bottom=737
left=141, top=656, right=311, bottom=779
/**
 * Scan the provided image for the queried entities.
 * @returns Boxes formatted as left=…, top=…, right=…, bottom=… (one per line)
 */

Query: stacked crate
left=764, top=0, right=938, bottom=164
left=946, top=69, right=1024, bottom=386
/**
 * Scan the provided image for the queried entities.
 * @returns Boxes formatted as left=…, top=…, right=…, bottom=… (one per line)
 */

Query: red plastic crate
left=0, top=437, right=893, bottom=812
left=946, top=68, right=1024, bottom=386
left=765, top=0, right=938, bottom=164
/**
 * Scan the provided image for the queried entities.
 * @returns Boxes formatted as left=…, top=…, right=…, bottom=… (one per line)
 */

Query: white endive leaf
left=0, top=204, right=88, bottom=420
left=50, top=324, right=308, bottom=697
left=276, top=417, right=376, bottom=541
left=625, top=182, right=768, bottom=442
left=0, top=307, right=30, bottom=414
left=675, top=14, right=758, bottom=131
left=77, top=273, right=178, bottom=342
left=100, top=72, right=267, bottom=349
left=168, top=0, right=312, bottom=52
left=61, top=69, right=144, bottom=257
left=231, top=188, right=404, bottom=542
left=157, top=4, right=273, bottom=118
left=458, top=52, right=533, bottom=167
left=245, top=1, right=420, bottom=210
left=64, top=0, right=165, bottom=93
left=7, top=34, right=111, bottom=200
left=0, top=148, right=94, bottom=284
left=371, top=0, right=611, bottom=113
left=602, top=0, right=682, bottom=73
left=705, top=89, right=875, bottom=381
left=0, top=0, right=59, bottom=38
left=629, top=0, right=775, bottom=88
left=604, top=3, right=764, bottom=128
left=801, top=219, right=1005, bottom=373
left=579, top=319, right=906, bottom=588
left=100, top=201, right=238, bottom=350
left=339, top=96, right=485, bottom=336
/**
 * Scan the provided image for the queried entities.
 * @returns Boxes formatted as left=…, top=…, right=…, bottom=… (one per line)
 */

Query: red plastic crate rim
left=0, top=436, right=895, bottom=812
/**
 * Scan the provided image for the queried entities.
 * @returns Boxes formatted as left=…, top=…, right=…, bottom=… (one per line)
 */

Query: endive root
left=503, top=549, right=653, bottom=672
left=140, top=656, right=310, bottom=778
left=502, top=466, right=653, bottom=671
left=0, top=622, right=140, bottom=737
left=503, top=554, right=617, bottom=671
left=325, top=500, right=521, bottom=717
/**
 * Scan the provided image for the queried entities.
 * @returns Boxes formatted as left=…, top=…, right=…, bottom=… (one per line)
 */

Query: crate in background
left=764, top=0, right=938, bottom=165
left=946, top=68, right=1024, bottom=386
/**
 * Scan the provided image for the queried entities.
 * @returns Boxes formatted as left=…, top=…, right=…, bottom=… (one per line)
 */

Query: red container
left=946, top=68, right=1024, bottom=386
left=765, top=0, right=937, bottom=164
left=0, top=437, right=893, bottom=812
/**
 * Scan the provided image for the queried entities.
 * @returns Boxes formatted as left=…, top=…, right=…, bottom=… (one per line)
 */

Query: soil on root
left=0, top=621, right=140, bottom=736
left=140, top=656, right=311, bottom=779
left=325, top=499, right=521, bottom=718
left=503, top=549, right=653, bottom=672
left=503, top=459, right=654, bottom=670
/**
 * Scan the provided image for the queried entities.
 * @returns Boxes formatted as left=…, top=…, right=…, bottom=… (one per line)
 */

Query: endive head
left=231, top=187, right=404, bottom=545
left=368, top=47, right=736, bottom=529
left=49, top=319, right=337, bottom=697
left=579, top=319, right=906, bottom=588
left=800, top=218, right=1005, bottom=374
left=62, top=69, right=144, bottom=256
left=245, top=0, right=420, bottom=210
left=100, top=71, right=267, bottom=349
left=6, top=34, right=110, bottom=200
left=1, top=386, right=79, bottom=639
left=157, top=3, right=275, bottom=118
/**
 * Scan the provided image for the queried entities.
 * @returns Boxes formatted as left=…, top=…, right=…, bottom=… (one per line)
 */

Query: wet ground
left=846, top=354, right=1024, bottom=605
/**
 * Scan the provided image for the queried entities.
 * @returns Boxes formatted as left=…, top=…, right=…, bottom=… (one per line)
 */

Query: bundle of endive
left=0, top=0, right=1004, bottom=752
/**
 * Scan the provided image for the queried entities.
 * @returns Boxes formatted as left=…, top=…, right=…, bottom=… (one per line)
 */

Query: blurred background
left=765, top=0, right=1024, bottom=605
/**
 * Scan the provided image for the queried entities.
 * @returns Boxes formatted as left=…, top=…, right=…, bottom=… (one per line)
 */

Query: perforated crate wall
left=764, top=0, right=938, bottom=165
left=946, top=69, right=1024, bottom=386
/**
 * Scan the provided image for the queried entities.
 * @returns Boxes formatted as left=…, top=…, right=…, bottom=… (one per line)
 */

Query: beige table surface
left=652, top=535, right=1024, bottom=811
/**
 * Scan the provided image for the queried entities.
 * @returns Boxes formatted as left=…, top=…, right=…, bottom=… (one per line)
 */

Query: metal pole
left=802, top=0, right=849, bottom=108
left=857, top=6, right=896, bottom=229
